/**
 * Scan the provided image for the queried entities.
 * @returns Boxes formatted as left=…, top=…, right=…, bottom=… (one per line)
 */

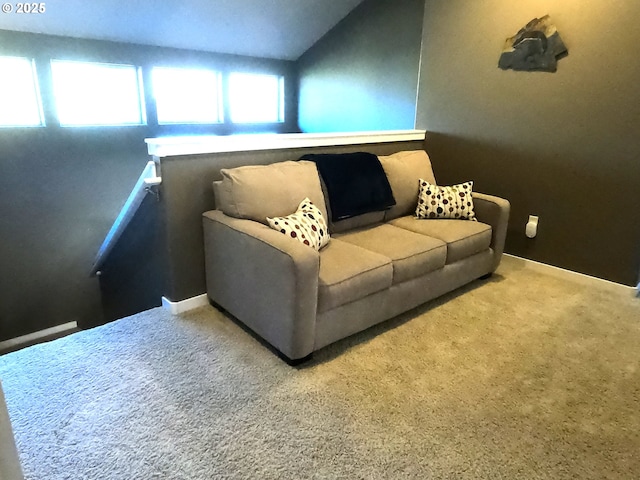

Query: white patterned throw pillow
left=267, top=198, right=330, bottom=250
left=415, top=179, right=477, bottom=221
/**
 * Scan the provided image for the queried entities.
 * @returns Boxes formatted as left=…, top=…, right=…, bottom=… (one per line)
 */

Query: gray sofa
left=203, top=150, right=510, bottom=363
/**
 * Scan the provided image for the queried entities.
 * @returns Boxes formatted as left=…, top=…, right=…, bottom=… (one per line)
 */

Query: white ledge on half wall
left=145, top=130, right=427, bottom=158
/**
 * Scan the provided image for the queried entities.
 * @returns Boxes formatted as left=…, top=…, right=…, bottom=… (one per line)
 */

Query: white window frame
left=50, top=59, right=146, bottom=127
left=228, top=72, right=285, bottom=124
left=0, top=56, right=45, bottom=128
left=151, top=66, right=224, bottom=125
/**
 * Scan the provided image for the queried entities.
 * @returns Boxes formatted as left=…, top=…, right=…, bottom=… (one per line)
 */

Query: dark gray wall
left=159, top=140, right=425, bottom=302
left=417, top=1, right=640, bottom=285
left=297, top=0, right=424, bottom=133
left=0, top=30, right=297, bottom=341
left=97, top=195, right=166, bottom=326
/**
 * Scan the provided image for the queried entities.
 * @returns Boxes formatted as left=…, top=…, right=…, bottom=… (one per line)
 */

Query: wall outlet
left=526, top=215, right=539, bottom=238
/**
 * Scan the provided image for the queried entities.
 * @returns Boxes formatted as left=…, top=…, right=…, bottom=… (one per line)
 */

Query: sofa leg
left=480, top=272, right=493, bottom=280
left=279, top=351, right=313, bottom=367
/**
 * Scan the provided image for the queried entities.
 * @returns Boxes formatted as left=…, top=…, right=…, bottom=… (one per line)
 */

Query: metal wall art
left=499, top=15, right=568, bottom=72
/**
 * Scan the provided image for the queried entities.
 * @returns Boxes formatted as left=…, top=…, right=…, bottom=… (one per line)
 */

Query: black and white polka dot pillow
left=267, top=198, right=330, bottom=250
left=415, top=179, right=477, bottom=221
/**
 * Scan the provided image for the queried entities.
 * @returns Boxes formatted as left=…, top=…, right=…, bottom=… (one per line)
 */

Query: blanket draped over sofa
left=204, top=150, right=510, bottom=363
left=299, top=152, right=396, bottom=220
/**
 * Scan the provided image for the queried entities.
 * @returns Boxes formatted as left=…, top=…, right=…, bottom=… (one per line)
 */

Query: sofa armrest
left=203, top=210, right=320, bottom=361
left=473, top=192, right=511, bottom=271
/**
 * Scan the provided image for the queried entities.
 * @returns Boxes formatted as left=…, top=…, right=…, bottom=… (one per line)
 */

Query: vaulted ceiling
left=0, top=0, right=367, bottom=60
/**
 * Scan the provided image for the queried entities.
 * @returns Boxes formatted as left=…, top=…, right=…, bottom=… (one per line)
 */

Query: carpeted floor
left=1, top=256, right=639, bottom=479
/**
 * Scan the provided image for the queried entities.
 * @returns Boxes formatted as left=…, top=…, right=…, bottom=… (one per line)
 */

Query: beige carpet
left=1, top=256, right=639, bottom=479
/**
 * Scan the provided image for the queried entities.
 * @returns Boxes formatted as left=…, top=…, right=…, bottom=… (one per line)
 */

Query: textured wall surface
left=0, top=30, right=296, bottom=340
left=417, top=0, right=640, bottom=285
left=297, top=0, right=424, bottom=133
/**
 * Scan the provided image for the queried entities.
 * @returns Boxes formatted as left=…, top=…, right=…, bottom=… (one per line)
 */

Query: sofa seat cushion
left=335, top=224, right=447, bottom=285
left=318, top=239, right=393, bottom=313
left=390, top=216, right=492, bottom=264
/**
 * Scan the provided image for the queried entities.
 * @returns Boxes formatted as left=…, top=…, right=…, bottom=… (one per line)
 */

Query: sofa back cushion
left=379, top=150, right=437, bottom=221
left=214, top=160, right=328, bottom=225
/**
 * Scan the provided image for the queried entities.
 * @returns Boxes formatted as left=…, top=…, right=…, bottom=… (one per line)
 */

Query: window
left=0, top=56, right=45, bottom=127
left=228, top=73, right=284, bottom=124
left=152, top=67, right=223, bottom=124
left=50, top=60, right=145, bottom=126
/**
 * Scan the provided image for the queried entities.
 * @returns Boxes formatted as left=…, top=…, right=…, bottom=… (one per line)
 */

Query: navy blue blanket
left=300, top=152, right=396, bottom=221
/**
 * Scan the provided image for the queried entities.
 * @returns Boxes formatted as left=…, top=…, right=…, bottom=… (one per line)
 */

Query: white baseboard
left=0, top=321, right=78, bottom=354
left=504, top=254, right=637, bottom=297
left=161, top=294, right=209, bottom=314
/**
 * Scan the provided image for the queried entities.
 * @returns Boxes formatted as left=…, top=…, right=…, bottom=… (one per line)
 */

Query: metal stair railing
left=90, top=161, right=161, bottom=276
